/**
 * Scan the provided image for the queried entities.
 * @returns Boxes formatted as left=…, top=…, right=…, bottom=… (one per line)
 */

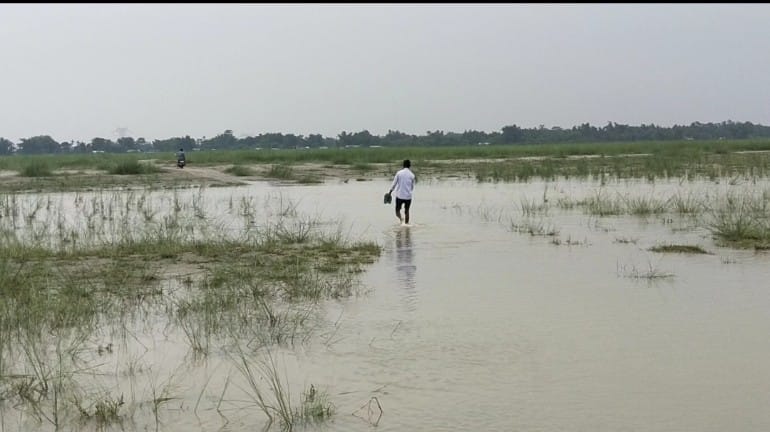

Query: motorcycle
left=177, top=160, right=186, bottom=169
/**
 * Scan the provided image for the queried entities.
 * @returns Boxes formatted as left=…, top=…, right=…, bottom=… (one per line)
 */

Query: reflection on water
left=395, top=227, right=417, bottom=311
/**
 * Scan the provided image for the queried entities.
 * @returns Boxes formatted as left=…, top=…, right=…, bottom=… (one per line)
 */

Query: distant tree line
left=2, top=121, right=769, bottom=155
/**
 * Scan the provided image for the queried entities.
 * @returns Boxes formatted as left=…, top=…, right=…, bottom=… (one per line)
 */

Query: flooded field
left=2, top=176, right=770, bottom=431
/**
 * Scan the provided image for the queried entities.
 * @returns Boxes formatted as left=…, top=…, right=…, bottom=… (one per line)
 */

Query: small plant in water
left=296, top=384, right=334, bottom=423
left=94, top=394, right=125, bottom=425
left=520, top=196, right=550, bottom=216
left=229, top=349, right=295, bottom=428
left=74, top=393, right=125, bottom=427
left=551, top=235, right=589, bottom=246
left=510, top=218, right=560, bottom=237
left=614, top=236, right=639, bottom=244
left=720, top=255, right=738, bottom=264
left=617, top=260, right=674, bottom=280
left=624, top=195, right=669, bottom=216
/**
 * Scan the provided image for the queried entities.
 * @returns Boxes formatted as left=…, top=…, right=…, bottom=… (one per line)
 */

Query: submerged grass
left=227, top=347, right=297, bottom=428
left=227, top=346, right=335, bottom=428
left=624, top=195, right=669, bottom=216
left=617, top=261, right=675, bottom=280
left=649, top=244, right=711, bottom=254
left=582, top=190, right=624, bottom=216
left=297, top=384, right=334, bottom=423
left=0, top=190, right=381, bottom=428
left=510, top=218, right=560, bottom=237
left=706, top=191, right=770, bottom=248
left=74, top=393, right=125, bottom=427
left=5, top=166, right=770, bottom=428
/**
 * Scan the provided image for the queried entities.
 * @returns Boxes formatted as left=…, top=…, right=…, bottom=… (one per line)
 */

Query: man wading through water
left=388, top=159, right=416, bottom=226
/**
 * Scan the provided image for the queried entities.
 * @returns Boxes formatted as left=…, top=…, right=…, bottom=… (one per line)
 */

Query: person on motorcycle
left=176, top=148, right=186, bottom=168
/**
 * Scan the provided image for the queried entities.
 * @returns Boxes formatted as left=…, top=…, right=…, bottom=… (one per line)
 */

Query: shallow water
left=288, top=179, right=770, bottom=432
left=4, top=177, right=770, bottom=431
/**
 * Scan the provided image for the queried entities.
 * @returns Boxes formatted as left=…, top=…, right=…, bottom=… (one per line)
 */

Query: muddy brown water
left=4, top=177, right=770, bottom=431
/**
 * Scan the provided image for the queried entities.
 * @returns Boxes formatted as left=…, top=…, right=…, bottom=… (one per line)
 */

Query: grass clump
left=617, top=261, right=675, bottom=280
left=520, top=197, right=550, bottom=216
left=671, top=191, right=704, bottom=215
left=108, top=159, right=161, bottom=175
left=225, top=165, right=257, bottom=176
left=229, top=349, right=336, bottom=429
left=649, top=244, right=711, bottom=254
left=19, top=160, right=53, bottom=177
left=624, top=195, right=668, bottom=216
left=510, top=218, right=560, bottom=237
left=706, top=192, right=770, bottom=248
left=297, top=175, right=323, bottom=184
left=230, top=349, right=296, bottom=428
left=581, top=190, right=624, bottom=216
left=351, top=162, right=374, bottom=172
left=0, top=191, right=381, bottom=427
left=267, top=164, right=295, bottom=180
left=93, top=394, right=125, bottom=426
left=297, top=384, right=334, bottom=423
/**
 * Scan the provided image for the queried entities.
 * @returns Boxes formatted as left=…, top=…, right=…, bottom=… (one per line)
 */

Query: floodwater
left=5, top=177, right=770, bottom=431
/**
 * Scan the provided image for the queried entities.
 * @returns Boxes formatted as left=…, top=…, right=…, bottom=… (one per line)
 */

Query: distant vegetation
left=3, top=139, right=770, bottom=187
left=107, top=159, right=162, bottom=175
left=19, top=159, right=52, bottom=177
left=2, top=120, right=770, bottom=155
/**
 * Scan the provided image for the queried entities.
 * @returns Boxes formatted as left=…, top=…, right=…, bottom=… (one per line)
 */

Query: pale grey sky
left=2, top=3, right=770, bottom=143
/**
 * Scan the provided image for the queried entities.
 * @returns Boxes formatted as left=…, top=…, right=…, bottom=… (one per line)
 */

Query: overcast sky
left=2, top=3, right=770, bottom=143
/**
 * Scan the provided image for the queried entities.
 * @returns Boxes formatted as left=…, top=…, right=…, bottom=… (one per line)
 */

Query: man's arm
left=389, top=174, right=398, bottom=193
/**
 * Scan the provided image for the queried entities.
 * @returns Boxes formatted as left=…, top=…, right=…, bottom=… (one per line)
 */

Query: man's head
left=179, top=148, right=184, bottom=152
left=403, top=159, right=411, bottom=168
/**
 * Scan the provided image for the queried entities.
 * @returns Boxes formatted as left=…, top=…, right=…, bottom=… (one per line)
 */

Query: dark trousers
left=395, top=198, right=412, bottom=223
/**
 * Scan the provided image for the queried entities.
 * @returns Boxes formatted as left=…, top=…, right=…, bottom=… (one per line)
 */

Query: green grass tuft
left=19, top=160, right=53, bottom=177
left=109, top=160, right=161, bottom=175
left=225, top=165, right=257, bottom=176
left=266, top=164, right=295, bottom=179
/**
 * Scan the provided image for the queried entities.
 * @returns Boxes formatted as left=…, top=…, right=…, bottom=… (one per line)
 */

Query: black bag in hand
left=383, top=192, right=392, bottom=204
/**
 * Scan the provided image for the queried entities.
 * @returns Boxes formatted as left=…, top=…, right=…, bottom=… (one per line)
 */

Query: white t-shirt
left=390, top=168, right=415, bottom=200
